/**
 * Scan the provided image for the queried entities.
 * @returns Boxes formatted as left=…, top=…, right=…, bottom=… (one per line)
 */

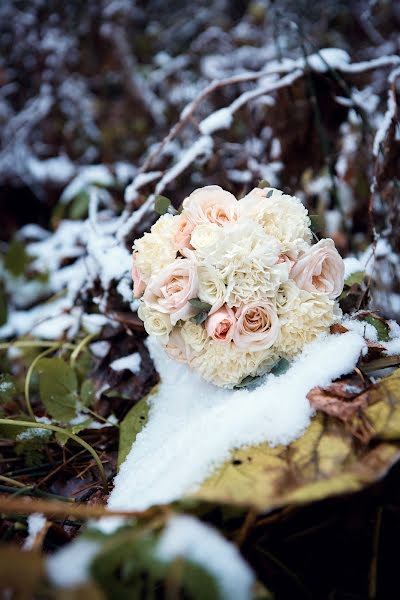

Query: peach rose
left=205, top=305, right=236, bottom=344
left=175, top=214, right=195, bottom=251
left=132, top=253, right=146, bottom=298
left=165, top=329, right=190, bottom=363
left=233, top=301, right=279, bottom=351
left=143, top=258, right=198, bottom=325
left=290, top=239, right=344, bottom=299
left=182, top=185, right=238, bottom=226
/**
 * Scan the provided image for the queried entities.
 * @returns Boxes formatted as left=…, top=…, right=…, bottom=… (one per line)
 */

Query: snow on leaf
left=117, top=391, right=154, bottom=468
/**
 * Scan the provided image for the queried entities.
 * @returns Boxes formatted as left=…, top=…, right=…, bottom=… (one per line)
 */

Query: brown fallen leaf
left=307, top=382, right=369, bottom=422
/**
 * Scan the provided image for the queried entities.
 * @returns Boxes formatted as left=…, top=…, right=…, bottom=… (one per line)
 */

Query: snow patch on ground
left=47, top=538, right=100, bottom=588
left=108, top=331, right=366, bottom=512
left=23, top=513, right=46, bottom=550
left=110, top=352, right=142, bottom=374
left=343, top=257, right=365, bottom=279
left=156, top=515, right=254, bottom=600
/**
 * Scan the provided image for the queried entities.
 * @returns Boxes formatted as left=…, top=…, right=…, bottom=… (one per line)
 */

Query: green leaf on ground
left=4, top=239, right=31, bottom=277
left=0, top=373, right=17, bottom=404
left=344, top=271, right=365, bottom=287
left=37, top=358, right=79, bottom=422
left=117, top=388, right=157, bottom=468
left=363, top=315, right=390, bottom=342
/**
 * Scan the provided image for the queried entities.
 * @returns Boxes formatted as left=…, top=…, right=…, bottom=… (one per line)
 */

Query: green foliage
left=37, top=358, right=79, bottom=422
left=189, top=298, right=212, bottom=311
left=191, top=311, right=209, bottom=325
left=363, top=315, right=390, bottom=342
left=4, top=239, right=31, bottom=277
left=344, top=271, right=365, bottom=287
left=309, top=214, right=325, bottom=233
left=118, top=394, right=152, bottom=468
left=15, top=428, right=52, bottom=466
left=69, top=190, right=90, bottom=220
left=91, top=528, right=220, bottom=600
left=81, top=380, right=95, bottom=407
left=55, top=419, right=92, bottom=446
left=154, top=195, right=171, bottom=215
left=0, top=281, right=7, bottom=326
left=0, top=373, right=18, bottom=404
left=257, top=179, right=271, bottom=189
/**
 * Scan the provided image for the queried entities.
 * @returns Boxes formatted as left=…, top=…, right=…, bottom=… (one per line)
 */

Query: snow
left=27, top=155, right=75, bottom=184
left=60, top=165, right=114, bottom=203
left=90, top=341, right=111, bottom=358
left=156, top=515, right=254, bottom=600
left=110, top=352, right=142, bottom=374
left=108, top=331, right=366, bottom=511
left=343, top=257, right=365, bottom=279
left=373, top=66, right=400, bottom=156
left=199, top=108, right=233, bottom=135
left=305, top=48, right=350, bottom=72
left=47, top=538, right=100, bottom=588
left=23, top=513, right=46, bottom=550
left=341, top=316, right=379, bottom=342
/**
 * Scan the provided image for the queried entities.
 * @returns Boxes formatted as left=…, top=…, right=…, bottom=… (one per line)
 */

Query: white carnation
left=137, top=303, right=172, bottom=344
left=202, top=222, right=286, bottom=307
left=190, top=340, right=279, bottom=388
left=276, top=280, right=301, bottom=315
left=277, top=291, right=336, bottom=357
left=239, top=188, right=312, bottom=254
left=133, top=214, right=177, bottom=282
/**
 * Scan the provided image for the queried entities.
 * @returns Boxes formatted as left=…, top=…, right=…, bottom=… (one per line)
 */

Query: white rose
left=181, top=321, right=209, bottom=353
left=134, top=214, right=178, bottom=282
left=182, top=185, right=239, bottom=226
left=276, top=281, right=301, bottom=315
left=137, top=303, right=172, bottom=344
left=190, top=223, right=221, bottom=252
left=197, top=265, right=227, bottom=314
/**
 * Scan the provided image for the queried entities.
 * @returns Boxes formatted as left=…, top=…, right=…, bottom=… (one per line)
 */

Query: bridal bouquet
left=132, top=185, right=345, bottom=387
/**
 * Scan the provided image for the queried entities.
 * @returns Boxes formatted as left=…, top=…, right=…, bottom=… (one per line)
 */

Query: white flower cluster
left=132, top=185, right=345, bottom=387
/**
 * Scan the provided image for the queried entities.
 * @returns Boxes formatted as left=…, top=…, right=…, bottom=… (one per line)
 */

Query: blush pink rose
left=132, top=253, right=146, bottom=298
left=290, top=238, right=344, bottom=299
left=277, top=251, right=296, bottom=273
left=182, top=185, right=238, bottom=227
left=233, top=301, right=279, bottom=351
left=205, top=305, right=236, bottom=344
left=175, top=214, right=195, bottom=251
left=143, top=258, right=198, bottom=325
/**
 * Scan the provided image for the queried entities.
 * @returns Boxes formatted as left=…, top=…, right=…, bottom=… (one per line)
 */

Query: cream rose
left=137, top=304, right=172, bottom=344
left=205, top=305, right=235, bottom=344
left=197, top=265, right=227, bottom=314
left=181, top=321, right=209, bottom=353
left=190, top=223, right=220, bottom=251
left=133, top=214, right=178, bottom=282
left=233, top=301, right=279, bottom=351
left=182, top=185, right=238, bottom=226
left=143, top=258, right=198, bottom=325
left=290, top=238, right=344, bottom=299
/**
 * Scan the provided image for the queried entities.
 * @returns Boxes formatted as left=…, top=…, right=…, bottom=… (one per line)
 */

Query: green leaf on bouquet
left=257, top=179, right=271, bottom=189
left=117, top=387, right=158, bottom=468
left=344, top=270, right=365, bottom=287
left=191, top=311, right=209, bottom=325
left=37, top=357, right=79, bottom=423
left=189, top=298, right=212, bottom=312
left=309, top=214, right=325, bottom=233
left=154, top=195, right=171, bottom=215
left=191, top=368, right=400, bottom=512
